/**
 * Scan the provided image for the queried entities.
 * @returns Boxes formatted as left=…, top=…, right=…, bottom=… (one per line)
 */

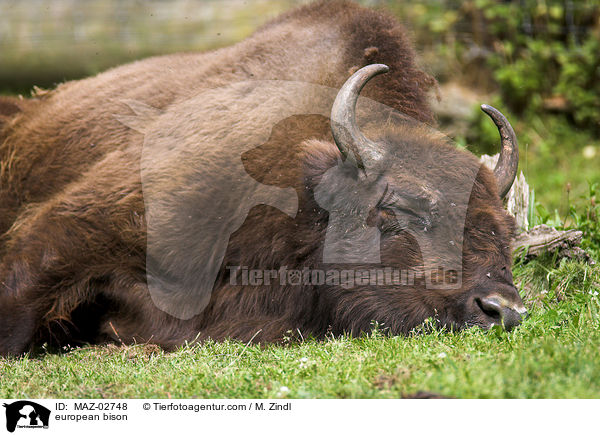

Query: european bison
left=0, top=0, right=526, bottom=356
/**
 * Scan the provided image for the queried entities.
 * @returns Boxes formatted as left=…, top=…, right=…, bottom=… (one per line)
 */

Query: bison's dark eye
left=375, top=185, right=435, bottom=233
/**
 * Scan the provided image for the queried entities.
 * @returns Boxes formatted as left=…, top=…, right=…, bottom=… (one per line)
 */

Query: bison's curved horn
left=331, top=64, right=389, bottom=171
left=481, top=104, right=519, bottom=198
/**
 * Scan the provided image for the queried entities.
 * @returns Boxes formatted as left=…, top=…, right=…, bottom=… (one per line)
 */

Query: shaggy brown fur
left=0, top=1, right=523, bottom=356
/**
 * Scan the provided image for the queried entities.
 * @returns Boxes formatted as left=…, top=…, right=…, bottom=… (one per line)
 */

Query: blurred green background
left=0, top=0, right=598, bottom=213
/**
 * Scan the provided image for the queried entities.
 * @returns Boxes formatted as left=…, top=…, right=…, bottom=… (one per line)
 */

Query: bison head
left=304, top=64, right=526, bottom=334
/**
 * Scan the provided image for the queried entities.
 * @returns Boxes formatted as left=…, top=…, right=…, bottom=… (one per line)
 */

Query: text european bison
left=0, top=0, right=526, bottom=356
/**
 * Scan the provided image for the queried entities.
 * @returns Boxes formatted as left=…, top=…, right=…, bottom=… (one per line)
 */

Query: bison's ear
left=302, top=139, right=349, bottom=187
left=0, top=97, right=24, bottom=117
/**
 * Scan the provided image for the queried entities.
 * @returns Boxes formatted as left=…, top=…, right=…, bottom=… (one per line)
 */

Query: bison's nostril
left=476, top=296, right=502, bottom=320
left=477, top=295, right=526, bottom=331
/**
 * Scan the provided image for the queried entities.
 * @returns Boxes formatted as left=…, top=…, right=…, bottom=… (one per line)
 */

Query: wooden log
left=512, top=224, right=593, bottom=263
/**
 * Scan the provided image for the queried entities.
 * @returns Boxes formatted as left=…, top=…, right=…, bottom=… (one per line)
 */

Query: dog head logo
left=3, top=401, right=50, bottom=432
